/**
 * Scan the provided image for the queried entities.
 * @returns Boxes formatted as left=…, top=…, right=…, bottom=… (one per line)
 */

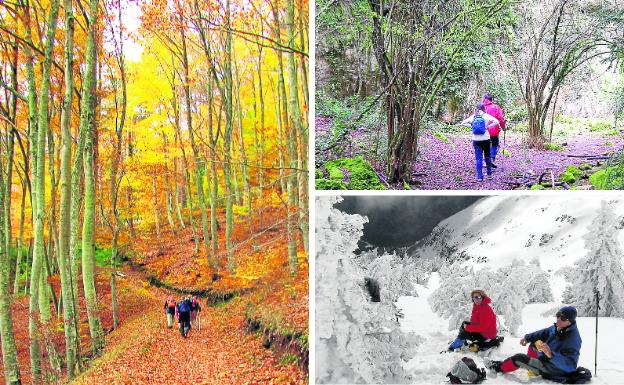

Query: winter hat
left=557, top=306, right=577, bottom=323
left=470, top=289, right=487, bottom=298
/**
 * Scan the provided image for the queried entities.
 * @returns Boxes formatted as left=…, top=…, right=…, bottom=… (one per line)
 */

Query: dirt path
left=71, top=269, right=306, bottom=385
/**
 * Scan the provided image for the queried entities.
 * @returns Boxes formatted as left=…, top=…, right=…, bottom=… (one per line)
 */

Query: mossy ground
left=315, top=156, right=385, bottom=190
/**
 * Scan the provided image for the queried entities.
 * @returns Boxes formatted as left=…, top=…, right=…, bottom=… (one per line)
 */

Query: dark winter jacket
left=464, top=296, right=497, bottom=339
left=524, top=322, right=582, bottom=380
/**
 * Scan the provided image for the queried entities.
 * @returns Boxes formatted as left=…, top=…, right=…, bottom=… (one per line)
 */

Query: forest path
left=71, top=267, right=304, bottom=385
left=409, top=130, right=623, bottom=190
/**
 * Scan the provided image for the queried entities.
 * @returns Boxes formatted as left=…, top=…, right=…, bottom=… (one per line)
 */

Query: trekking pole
left=199, top=313, right=202, bottom=331
left=595, top=290, right=600, bottom=377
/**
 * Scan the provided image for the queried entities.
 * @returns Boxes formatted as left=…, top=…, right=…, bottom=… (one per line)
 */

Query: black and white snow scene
left=315, top=195, right=624, bottom=384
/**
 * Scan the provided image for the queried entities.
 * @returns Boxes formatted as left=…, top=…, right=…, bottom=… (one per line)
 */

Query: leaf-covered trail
left=409, top=130, right=624, bottom=190
left=72, top=268, right=306, bottom=385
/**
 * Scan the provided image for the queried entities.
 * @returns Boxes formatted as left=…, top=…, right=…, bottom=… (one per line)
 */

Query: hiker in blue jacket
left=486, top=306, right=582, bottom=383
left=177, top=296, right=193, bottom=338
left=459, top=103, right=500, bottom=182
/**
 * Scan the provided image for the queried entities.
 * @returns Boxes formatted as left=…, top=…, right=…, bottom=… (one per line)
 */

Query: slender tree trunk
left=273, top=1, right=299, bottom=274
left=224, top=0, right=235, bottom=272
left=274, top=79, right=287, bottom=193
left=172, top=159, right=186, bottom=229
left=26, top=0, right=61, bottom=379
left=0, top=112, right=21, bottom=385
left=13, top=181, right=26, bottom=295
left=170, top=64, right=199, bottom=254
left=286, top=0, right=308, bottom=256
left=81, top=0, right=104, bottom=356
left=234, top=59, right=251, bottom=220
left=58, top=0, right=79, bottom=372
left=152, top=174, right=163, bottom=254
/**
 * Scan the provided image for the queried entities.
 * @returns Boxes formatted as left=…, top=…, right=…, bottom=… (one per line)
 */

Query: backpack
left=471, top=114, right=486, bottom=135
left=179, top=299, right=190, bottom=313
left=167, top=299, right=176, bottom=308
left=544, top=367, right=592, bottom=384
left=447, top=357, right=486, bottom=384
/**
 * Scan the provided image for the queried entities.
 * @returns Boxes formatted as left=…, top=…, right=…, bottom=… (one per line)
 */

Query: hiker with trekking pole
left=482, top=93, right=507, bottom=169
left=459, top=103, right=500, bottom=182
left=191, top=295, right=202, bottom=330
left=164, top=295, right=176, bottom=329
left=485, top=306, right=592, bottom=383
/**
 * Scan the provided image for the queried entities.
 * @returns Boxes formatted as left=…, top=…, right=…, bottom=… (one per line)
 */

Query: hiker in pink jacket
left=482, top=93, right=506, bottom=168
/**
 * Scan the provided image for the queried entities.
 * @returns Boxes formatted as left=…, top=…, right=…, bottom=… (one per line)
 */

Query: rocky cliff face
left=316, top=197, right=418, bottom=384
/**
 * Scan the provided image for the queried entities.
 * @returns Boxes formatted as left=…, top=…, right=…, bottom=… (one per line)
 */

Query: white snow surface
left=397, top=273, right=624, bottom=384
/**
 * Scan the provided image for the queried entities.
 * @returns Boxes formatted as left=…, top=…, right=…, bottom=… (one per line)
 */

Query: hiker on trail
left=191, top=295, right=202, bottom=327
left=447, top=289, right=498, bottom=352
left=459, top=103, right=500, bottom=182
left=482, top=93, right=506, bottom=167
left=164, top=295, right=176, bottom=329
left=486, top=306, right=582, bottom=383
left=177, top=296, right=193, bottom=338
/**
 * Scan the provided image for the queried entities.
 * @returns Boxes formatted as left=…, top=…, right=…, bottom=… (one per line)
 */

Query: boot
left=484, top=358, right=502, bottom=373
left=448, top=338, right=464, bottom=351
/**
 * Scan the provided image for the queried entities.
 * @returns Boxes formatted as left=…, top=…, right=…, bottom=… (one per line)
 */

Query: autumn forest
left=0, top=0, right=308, bottom=383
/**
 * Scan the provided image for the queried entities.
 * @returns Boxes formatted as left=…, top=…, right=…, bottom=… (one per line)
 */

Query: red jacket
left=482, top=99, right=506, bottom=137
left=464, top=296, right=497, bottom=339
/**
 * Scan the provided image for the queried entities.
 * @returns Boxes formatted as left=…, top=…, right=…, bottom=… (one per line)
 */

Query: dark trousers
left=179, top=311, right=191, bottom=337
left=457, top=329, right=487, bottom=344
left=473, top=140, right=492, bottom=179
left=490, top=136, right=500, bottom=161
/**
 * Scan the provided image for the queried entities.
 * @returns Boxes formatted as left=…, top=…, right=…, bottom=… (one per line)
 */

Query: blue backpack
left=471, top=114, right=486, bottom=135
left=179, top=300, right=190, bottom=313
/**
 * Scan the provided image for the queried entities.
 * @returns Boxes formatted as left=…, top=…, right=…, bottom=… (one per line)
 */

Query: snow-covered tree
left=315, top=197, right=418, bottom=384
left=491, top=264, right=529, bottom=336
left=362, top=254, right=421, bottom=302
left=564, top=201, right=624, bottom=317
left=430, top=258, right=554, bottom=336
left=526, top=266, right=554, bottom=303
left=429, top=264, right=484, bottom=331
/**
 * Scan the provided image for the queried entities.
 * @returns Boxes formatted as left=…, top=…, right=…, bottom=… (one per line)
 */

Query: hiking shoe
left=477, top=177, right=484, bottom=182
left=486, top=174, right=493, bottom=180
left=491, top=163, right=498, bottom=168
left=484, top=358, right=502, bottom=373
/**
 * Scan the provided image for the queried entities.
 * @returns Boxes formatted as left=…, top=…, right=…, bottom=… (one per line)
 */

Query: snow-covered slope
left=412, top=196, right=624, bottom=275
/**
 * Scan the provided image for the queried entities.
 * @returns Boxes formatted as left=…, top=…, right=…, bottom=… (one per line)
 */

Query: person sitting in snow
left=447, top=289, right=498, bottom=352
left=485, top=306, right=582, bottom=383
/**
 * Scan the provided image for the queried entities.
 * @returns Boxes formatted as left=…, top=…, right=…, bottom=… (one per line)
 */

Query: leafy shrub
left=544, top=143, right=564, bottom=151
left=506, top=104, right=528, bottom=122
left=565, top=165, right=583, bottom=179
left=558, top=171, right=576, bottom=184
left=590, top=150, right=624, bottom=190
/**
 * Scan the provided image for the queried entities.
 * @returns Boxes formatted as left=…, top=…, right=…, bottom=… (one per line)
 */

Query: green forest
left=315, top=0, right=624, bottom=190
